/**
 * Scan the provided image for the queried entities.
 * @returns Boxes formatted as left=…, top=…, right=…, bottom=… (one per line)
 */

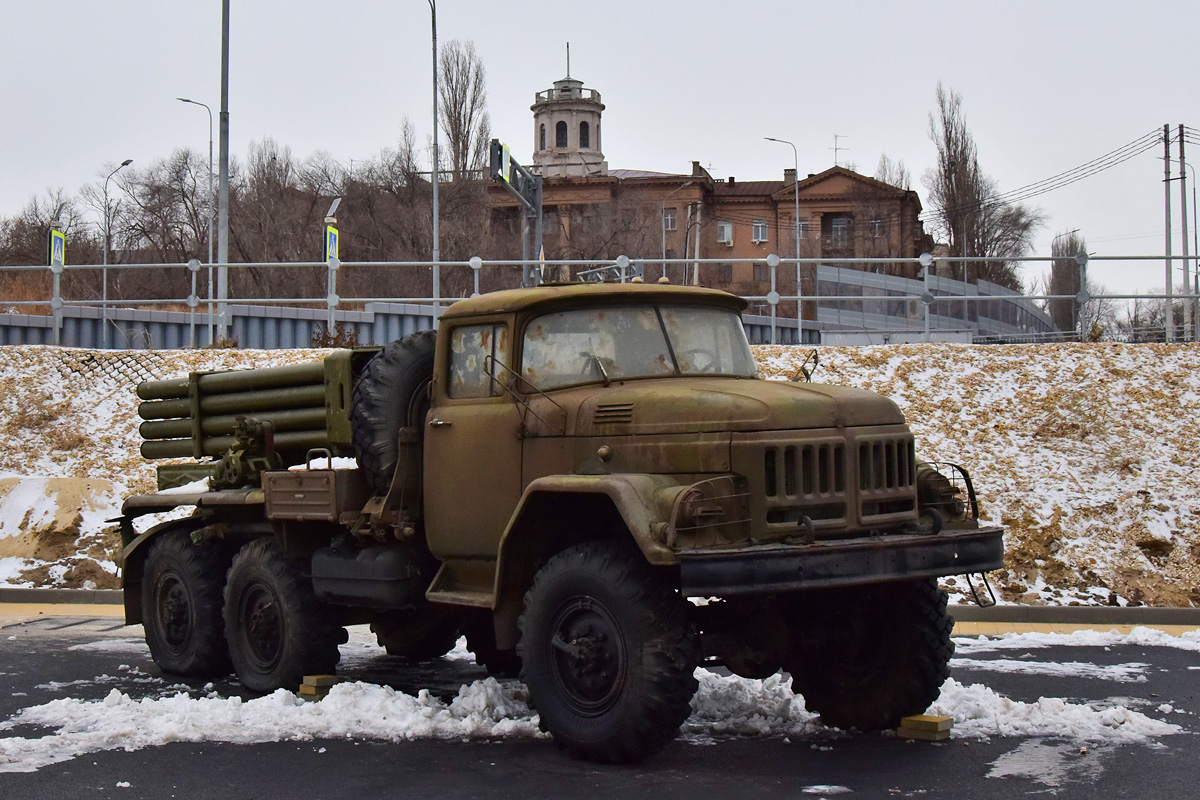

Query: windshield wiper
left=581, top=352, right=612, bottom=386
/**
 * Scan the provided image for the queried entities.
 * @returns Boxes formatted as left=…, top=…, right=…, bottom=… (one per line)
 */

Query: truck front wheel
left=223, top=539, right=343, bottom=693
left=141, top=529, right=232, bottom=678
left=518, top=541, right=697, bottom=763
left=786, top=579, right=954, bottom=731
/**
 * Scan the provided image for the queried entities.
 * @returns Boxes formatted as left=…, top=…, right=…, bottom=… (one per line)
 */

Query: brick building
left=489, top=72, right=933, bottom=320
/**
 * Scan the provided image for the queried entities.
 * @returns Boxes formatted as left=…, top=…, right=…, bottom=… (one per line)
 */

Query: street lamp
left=427, top=0, right=440, bottom=314
left=103, top=158, right=133, bottom=349
left=178, top=97, right=215, bottom=344
left=177, top=99, right=214, bottom=266
left=765, top=137, right=801, bottom=342
left=661, top=181, right=694, bottom=279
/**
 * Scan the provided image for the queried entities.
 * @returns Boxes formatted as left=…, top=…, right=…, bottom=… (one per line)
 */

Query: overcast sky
left=4, top=0, right=1198, bottom=294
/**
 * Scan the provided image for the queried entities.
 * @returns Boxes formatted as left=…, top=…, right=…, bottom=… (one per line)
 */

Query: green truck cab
left=118, top=282, right=1003, bottom=763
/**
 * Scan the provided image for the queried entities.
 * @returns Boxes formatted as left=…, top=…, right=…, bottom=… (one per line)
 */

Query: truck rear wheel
left=141, top=529, right=232, bottom=678
left=350, top=330, right=437, bottom=493
left=786, top=579, right=954, bottom=731
left=518, top=541, right=697, bottom=763
left=223, top=539, right=343, bottom=693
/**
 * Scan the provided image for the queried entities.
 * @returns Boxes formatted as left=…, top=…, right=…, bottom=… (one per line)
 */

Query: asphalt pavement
left=1, top=597, right=1198, bottom=798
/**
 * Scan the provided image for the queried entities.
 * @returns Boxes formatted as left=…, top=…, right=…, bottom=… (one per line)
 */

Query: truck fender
left=118, top=515, right=209, bottom=625
left=489, top=474, right=686, bottom=649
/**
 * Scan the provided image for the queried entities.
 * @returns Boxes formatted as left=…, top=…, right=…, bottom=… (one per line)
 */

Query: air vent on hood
left=593, top=403, right=634, bottom=425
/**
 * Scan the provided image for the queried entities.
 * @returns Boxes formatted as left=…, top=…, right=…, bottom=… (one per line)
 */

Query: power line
left=921, top=129, right=1162, bottom=222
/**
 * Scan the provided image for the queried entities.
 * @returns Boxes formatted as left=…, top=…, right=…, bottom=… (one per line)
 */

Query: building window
left=831, top=217, right=852, bottom=248
left=872, top=219, right=886, bottom=237
left=752, top=220, right=768, bottom=243
left=717, top=264, right=733, bottom=284
left=539, top=124, right=546, bottom=151
left=579, top=121, right=590, bottom=149
left=753, top=264, right=769, bottom=283
left=663, top=207, right=677, bottom=232
left=798, top=220, right=810, bottom=239
left=555, top=121, right=568, bottom=148
left=717, top=220, right=733, bottom=245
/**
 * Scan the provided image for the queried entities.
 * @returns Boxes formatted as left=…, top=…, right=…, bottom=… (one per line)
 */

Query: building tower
left=531, top=69, right=607, bottom=178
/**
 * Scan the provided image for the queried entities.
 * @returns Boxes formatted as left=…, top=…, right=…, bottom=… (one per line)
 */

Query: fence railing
left=1, top=253, right=1197, bottom=348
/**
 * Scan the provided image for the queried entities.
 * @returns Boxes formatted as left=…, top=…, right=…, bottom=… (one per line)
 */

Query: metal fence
left=0, top=253, right=1196, bottom=349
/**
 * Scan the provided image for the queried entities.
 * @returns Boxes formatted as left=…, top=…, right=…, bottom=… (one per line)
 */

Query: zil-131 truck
left=117, top=281, right=1003, bottom=763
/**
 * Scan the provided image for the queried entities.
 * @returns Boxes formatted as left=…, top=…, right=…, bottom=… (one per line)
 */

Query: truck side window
left=448, top=323, right=510, bottom=399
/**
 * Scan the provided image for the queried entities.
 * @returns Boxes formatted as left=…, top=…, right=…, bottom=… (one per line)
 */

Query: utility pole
left=217, top=0, right=231, bottom=340
left=1164, top=124, right=1174, bottom=342
left=428, top=0, right=441, bottom=316
left=1180, top=125, right=1191, bottom=341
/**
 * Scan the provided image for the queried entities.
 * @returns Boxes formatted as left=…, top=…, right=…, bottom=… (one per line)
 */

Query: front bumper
left=678, top=526, right=1004, bottom=596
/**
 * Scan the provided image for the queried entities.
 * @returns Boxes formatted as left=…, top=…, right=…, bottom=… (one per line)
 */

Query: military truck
left=117, top=282, right=1003, bottom=763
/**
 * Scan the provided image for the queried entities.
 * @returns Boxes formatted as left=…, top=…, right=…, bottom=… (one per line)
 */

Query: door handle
left=429, top=419, right=452, bottom=428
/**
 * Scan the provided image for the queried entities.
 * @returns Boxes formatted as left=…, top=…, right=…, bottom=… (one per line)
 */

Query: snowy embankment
left=1, top=342, right=1199, bottom=607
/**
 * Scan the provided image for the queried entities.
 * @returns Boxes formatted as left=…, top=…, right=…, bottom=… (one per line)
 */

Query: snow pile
left=0, top=679, right=539, bottom=773
left=2, top=341, right=1200, bottom=604
left=930, top=678, right=1181, bottom=742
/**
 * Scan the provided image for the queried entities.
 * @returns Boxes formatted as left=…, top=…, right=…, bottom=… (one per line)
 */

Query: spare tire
left=350, top=329, right=437, bottom=492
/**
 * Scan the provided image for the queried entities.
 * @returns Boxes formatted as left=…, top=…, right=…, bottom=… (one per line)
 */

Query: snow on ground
left=756, top=342, right=1200, bottom=607
left=0, top=626, right=1189, bottom=773
left=0, top=342, right=1199, bottom=605
left=0, top=347, right=330, bottom=588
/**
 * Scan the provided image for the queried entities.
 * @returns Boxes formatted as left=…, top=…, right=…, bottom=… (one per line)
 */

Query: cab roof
left=438, top=282, right=748, bottom=321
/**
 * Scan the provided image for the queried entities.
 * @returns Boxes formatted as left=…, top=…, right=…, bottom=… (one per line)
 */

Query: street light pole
left=178, top=97, right=215, bottom=344
left=217, top=0, right=231, bottom=340
left=661, top=181, right=694, bottom=279
left=102, top=158, right=132, bottom=349
left=427, top=0, right=441, bottom=316
left=765, top=137, right=801, bottom=343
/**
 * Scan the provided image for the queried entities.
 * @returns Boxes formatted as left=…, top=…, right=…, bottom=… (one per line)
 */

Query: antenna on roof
left=566, top=42, right=571, bottom=77
left=830, top=134, right=850, bottom=167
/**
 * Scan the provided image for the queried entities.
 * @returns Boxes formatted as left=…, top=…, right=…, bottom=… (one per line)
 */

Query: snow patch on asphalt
left=951, top=658, right=1150, bottom=682
left=953, top=627, right=1200, bottom=655
left=0, top=663, right=1182, bottom=773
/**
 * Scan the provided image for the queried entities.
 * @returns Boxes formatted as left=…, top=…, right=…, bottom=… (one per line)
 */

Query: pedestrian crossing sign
left=324, top=225, right=339, bottom=262
left=49, top=229, right=65, bottom=267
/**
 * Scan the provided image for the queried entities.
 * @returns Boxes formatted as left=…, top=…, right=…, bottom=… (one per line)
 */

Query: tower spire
left=566, top=42, right=571, bottom=78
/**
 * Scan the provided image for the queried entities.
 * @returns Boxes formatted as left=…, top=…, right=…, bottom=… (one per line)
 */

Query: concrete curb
left=0, top=588, right=123, bottom=604
left=951, top=604, right=1200, bottom=625
left=1, top=588, right=1198, bottom=626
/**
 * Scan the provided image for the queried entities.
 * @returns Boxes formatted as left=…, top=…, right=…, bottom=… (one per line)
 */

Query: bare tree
left=875, top=154, right=911, bottom=191
left=923, top=82, right=1044, bottom=291
left=1048, top=231, right=1085, bottom=333
left=438, top=39, right=491, bottom=181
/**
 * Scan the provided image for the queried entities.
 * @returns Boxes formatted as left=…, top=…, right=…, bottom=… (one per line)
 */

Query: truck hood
left=571, top=378, right=905, bottom=436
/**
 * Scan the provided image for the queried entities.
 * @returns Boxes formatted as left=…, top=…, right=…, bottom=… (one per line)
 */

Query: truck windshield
left=520, top=305, right=757, bottom=390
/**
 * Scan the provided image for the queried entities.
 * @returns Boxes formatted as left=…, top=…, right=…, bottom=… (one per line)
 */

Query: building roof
left=712, top=180, right=785, bottom=198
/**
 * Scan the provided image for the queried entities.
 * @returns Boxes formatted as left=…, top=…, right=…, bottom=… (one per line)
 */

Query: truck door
left=424, top=320, right=523, bottom=562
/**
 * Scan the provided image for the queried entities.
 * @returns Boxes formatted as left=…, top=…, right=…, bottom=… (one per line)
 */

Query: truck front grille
left=857, top=434, right=916, bottom=519
left=762, top=442, right=849, bottom=528
left=738, top=427, right=919, bottom=540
